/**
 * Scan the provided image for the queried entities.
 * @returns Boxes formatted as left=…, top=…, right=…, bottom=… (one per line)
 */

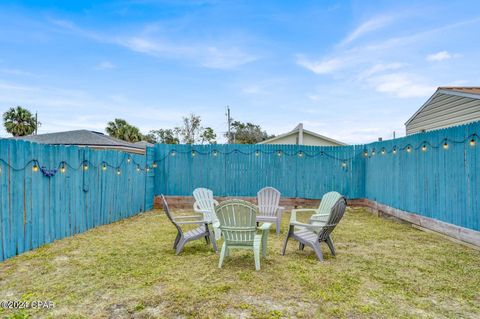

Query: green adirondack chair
left=215, top=199, right=271, bottom=271
left=293, top=191, right=343, bottom=227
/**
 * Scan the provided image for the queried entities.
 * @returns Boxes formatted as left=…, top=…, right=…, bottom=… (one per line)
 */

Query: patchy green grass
left=0, top=207, right=479, bottom=318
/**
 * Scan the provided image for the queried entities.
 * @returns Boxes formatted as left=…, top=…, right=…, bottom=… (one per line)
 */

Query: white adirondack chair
left=257, top=187, right=285, bottom=235
left=193, top=188, right=221, bottom=240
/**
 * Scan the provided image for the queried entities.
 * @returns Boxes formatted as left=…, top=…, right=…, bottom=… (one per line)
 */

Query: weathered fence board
left=0, top=140, right=151, bottom=261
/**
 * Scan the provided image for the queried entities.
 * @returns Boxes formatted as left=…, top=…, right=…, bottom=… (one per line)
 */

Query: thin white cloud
left=50, top=19, right=258, bottom=70
left=296, top=56, right=347, bottom=74
left=426, top=51, right=451, bottom=61
left=95, top=61, right=116, bottom=70
left=358, top=62, right=406, bottom=79
left=368, top=73, right=435, bottom=98
left=341, top=15, right=394, bottom=45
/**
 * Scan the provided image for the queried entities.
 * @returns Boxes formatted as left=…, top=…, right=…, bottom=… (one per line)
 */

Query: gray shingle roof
left=11, top=130, right=144, bottom=151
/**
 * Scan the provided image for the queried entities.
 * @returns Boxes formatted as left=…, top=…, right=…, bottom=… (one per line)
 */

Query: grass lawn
left=0, top=207, right=479, bottom=318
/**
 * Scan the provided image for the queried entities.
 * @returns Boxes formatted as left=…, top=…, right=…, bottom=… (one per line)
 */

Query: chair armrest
left=257, top=222, right=272, bottom=230
left=213, top=199, right=219, bottom=206
left=290, top=221, right=322, bottom=231
left=291, top=208, right=319, bottom=214
left=174, top=215, right=203, bottom=219
left=176, top=220, right=208, bottom=225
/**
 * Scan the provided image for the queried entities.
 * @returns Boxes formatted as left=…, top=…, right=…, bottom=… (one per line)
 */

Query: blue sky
left=0, top=0, right=479, bottom=143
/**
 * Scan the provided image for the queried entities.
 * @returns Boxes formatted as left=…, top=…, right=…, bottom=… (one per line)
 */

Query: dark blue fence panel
left=0, top=140, right=149, bottom=261
left=153, top=143, right=366, bottom=199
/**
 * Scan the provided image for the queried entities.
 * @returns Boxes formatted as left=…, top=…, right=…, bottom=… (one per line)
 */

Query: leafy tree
left=227, top=120, right=274, bottom=144
left=105, top=118, right=142, bottom=142
left=174, top=114, right=216, bottom=144
left=3, top=106, right=39, bottom=137
left=147, top=129, right=180, bottom=144
left=200, top=127, right=217, bottom=144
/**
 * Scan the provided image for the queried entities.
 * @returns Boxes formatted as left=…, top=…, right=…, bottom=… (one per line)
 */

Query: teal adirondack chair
left=215, top=200, right=271, bottom=271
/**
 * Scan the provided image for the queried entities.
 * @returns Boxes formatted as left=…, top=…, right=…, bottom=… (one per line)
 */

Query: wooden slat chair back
left=282, top=196, right=347, bottom=261
left=216, top=199, right=272, bottom=270
left=311, top=191, right=343, bottom=223
left=161, top=195, right=217, bottom=255
left=256, top=187, right=285, bottom=235
left=193, top=188, right=221, bottom=239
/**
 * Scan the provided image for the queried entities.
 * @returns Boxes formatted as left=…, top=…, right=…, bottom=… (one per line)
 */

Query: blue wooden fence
left=0, top=139, right=154, bottom=261
left=365, top=121, right=479, bottom=231
left=153, top=121, right=480, bottom=232
left=154, top=144, right=366, bottom=199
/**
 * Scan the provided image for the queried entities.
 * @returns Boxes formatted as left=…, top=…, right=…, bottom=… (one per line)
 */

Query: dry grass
left=0, top=207, right=479, bottom=318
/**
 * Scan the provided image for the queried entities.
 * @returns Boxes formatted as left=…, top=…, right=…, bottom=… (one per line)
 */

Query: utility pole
left=226, top=105, right=232, bottom=143
left=35, top=112, right=38, bottom=135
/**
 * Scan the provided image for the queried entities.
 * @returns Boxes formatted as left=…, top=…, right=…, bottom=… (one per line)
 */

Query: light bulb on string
left=102, top=163, right=107, bottom=171
left=341, top=161, right=347, bottom=168
left=298, top=151, right=304, bottom=157
left=276, top=150, right=282, bottom=157
left=191, top=151, right=196, bottom=157
left=32, top=162, right=39, bottom=172
left=116, top=168, right=121, bottom=175
left=255, top=150, right=260, bottom=157
left=136, top=165, right=141, bottom=172
left=364, top=150, right=368, bottom=157
left=146, top=166, right=150, bottom=172
left=152, top=162, right=157, bottom=168
left=470, top=138, right=476, bottom=147
left=127, top=157, right=131, bottom=164
left=371, top=149, right=376, bottom=156
left=60, top=162, right=66, bottom=173
left=393, top=147, right=397, bottom=154
left=406, top=146, right=412, bottom=153
left=422, top=144, right=427, bottom=152
left=212, top=150, right=218, bottom=157
left=83, top=162, right=89, bottom=171
left=170, top=151, right=176, bottom=157
left=443, top=141, right=449, bottom=150
left=381, top=148, right=385, bottom=155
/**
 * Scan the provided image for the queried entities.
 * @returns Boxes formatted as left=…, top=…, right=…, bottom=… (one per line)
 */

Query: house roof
left=405, top=87, right=480, bottom=126
left=258, top=123, right=346, bottom=145
left=11, top=130, right=145, bottom=153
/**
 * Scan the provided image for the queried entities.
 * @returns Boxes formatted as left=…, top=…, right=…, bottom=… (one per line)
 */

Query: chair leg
left=325, top=235, right=336, bottom=256
left=262, top=231, right=268, bottom=257
left=218, top=242, right=227, bottom=268
left=211, top=232, right=218, bottom=253
left=281, top=233, right=290, bottom=256
left=173, top=233, right=181, bottom=249
left=276, top=218, right=281, bottom=235
left=175, top=238, right=186, bottom=255
left=205, top=235, right=210, bottom=244
left=312, top=243, right=324, bottom=262
left=299, top=243, right=305, bottom=251
left=253, top=242, right=261, bottom=271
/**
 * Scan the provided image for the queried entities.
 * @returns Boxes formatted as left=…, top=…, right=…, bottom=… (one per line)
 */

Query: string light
left=381, top=148, right=385, bottom=155
left=152, top=162, right=157, bottom=168
left=276, top=150, right=282, bottom=157
left=32, top=163, right=39, bottom=172
left=83, top=162, right=89, bottom=171
left=136, top=165, right=141, bottom=172
left=406, top=146, right=412, bottom=153
left=191, top=151, right=196, bottom=157
left=116, top=168, right=121, bottom=175
left=146, top=167, right=150, bottom=172
left=212, top=150, right=218, bottom=157
left=102, top=163, right=107, bottom=171
left=470, top=138, right=476, bottom=147
left=371, top=149, right=376, bottom=156
left=443, top=140, right=449, bottom=150
left=170, top=151, right=176, bottom=156
left=60, top=162, right=66, bottom=173
left=422, top=144, right=427, bottom=152
left=298, top=151, right=304, bottom=157
left=255, top=150, right=260, bottom=157
left=393, top=147, right=397, bottom=154
left=127, top=157, right=131, bottom=163
left=341, top=161, right=347, bottom=168
left=364, top=150, right=368, bottom=157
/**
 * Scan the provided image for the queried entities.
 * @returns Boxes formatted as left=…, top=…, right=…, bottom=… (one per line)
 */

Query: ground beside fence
left=0, top=208, right=479, bottom=318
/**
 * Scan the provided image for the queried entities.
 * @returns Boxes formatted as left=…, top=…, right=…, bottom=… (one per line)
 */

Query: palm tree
left=3, top=106, right=38, bottom=137
left=105, top=118, right=142, bottom=142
